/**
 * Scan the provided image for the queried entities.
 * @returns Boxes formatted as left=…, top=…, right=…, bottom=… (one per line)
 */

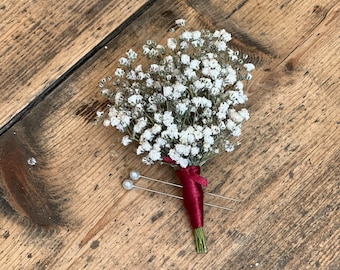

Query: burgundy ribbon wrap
left=164, top=157, right=208, bottom=229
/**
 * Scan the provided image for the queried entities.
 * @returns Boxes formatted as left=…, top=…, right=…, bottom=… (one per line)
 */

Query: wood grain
left=0, top=0, right=339, bottom=269
left=0, top=0, right=151, bottom=129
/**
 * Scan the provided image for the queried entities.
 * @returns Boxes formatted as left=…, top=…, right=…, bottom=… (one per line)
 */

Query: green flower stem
left=194, top=227, right=207, bottom=253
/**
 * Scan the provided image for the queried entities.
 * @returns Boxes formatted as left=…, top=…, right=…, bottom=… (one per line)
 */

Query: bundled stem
left=194, top=227, right=207, bottom=253
left=174, top=164, right=208, bottom=253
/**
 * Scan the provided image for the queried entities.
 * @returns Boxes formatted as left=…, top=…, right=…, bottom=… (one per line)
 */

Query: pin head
left=130, top=170, right=140, bottom=181
left=122, top=179, right=134, bottom=190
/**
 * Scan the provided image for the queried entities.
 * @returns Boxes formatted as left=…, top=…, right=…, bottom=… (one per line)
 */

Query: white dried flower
left=226, top=119, right=236, bottom=131
left=151, top=123, right=162, bottom=134
left=181, top=54, right=191, bottom=65
left=190, top=59, right=201, bottom=70
left=103, top=119, right=111, bottom=127
left=126, top=49, right=138, bottom=60
left=27, top=157, right=37, bottom=166
left=163, top=111, right=174, bottom=127
left=229, top=109, right=244, bottom=123
left=244, top=63, right=255, bottom=72
left=180, top=41, right=189, bottom=50
left=175, top=19, right=186, bottom=27
left=128, top=94, right=143, bottom=106
left=165, top=124, right=179, bottom=139
left=122, top=135, right=132, bottom=146
left=167, top=38, right=177, bottom=50
left=192, top=31, right=201, bottom=40
left=100, top=19, right=254, bottom=167
left=181, top=31, right=192, bottom=41
left=134, top=117, right=148, bottom=133
left=176, top=103, right=188, bottom=115
left=175, top=144, right=191, bottom=156
left=215, top=40, right=227, bottom=51
left=239, top=108, right=250, bottom=120
left=115, top=68, right=125, bottom=77
left=119, top=57, right=130, bottom=66
left=163, top=86, right=173, bottom=97
left=232, top=125, right=242, bottom=137
left=96, top=111, right=104, bottom=117
left=148, top=149, right=161, bottom=161
left=184, top=68, right=195, bottom=80
left=225, top=140, right=234, bottom=152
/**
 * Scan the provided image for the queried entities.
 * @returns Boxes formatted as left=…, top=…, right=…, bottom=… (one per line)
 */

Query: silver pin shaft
left=138, top=174, right=241, bottom=202
left=123, top=180, right=235, bottom=212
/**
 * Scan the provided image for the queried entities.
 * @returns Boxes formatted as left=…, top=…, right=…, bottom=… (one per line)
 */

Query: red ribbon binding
left=164, top=157, right=208, bottom=229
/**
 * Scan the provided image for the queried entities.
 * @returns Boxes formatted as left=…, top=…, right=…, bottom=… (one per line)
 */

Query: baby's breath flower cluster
left=99, top=19, right=254, bottom=168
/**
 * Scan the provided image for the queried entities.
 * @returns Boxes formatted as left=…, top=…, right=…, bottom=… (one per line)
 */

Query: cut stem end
left=194, top=227, right=207, bottom=253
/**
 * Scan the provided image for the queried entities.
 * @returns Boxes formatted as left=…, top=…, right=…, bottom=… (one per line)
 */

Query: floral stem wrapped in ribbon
left=98, top=19, right=254, bottom=253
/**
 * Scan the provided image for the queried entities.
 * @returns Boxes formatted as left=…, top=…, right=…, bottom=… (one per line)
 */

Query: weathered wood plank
left=0, top=0, right=151, bottom=129
left=0, top=0, right=339, bottom=269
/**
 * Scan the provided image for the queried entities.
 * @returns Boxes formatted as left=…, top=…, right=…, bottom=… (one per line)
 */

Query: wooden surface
left=0, top=0, right=150, bottom=129
left=0, top=0, right=339, bottom=269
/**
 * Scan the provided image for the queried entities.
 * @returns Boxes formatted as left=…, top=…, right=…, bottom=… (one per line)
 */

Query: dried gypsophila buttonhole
left=97, top=19, right=255, bottom=253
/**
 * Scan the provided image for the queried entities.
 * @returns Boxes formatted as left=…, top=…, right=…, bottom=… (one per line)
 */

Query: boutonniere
left=98, top=19, right=254, bottom=253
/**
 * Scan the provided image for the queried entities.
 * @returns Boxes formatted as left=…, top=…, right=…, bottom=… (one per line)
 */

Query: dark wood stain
left=0, top=130, right=65, bottom=227
left=75, top=100, right=109, bottom=123
left=150, top=211, right=164, bottom=223
left=285, top=59, right=295, bottom=72
left=90, top=240, right=100, bottom=249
